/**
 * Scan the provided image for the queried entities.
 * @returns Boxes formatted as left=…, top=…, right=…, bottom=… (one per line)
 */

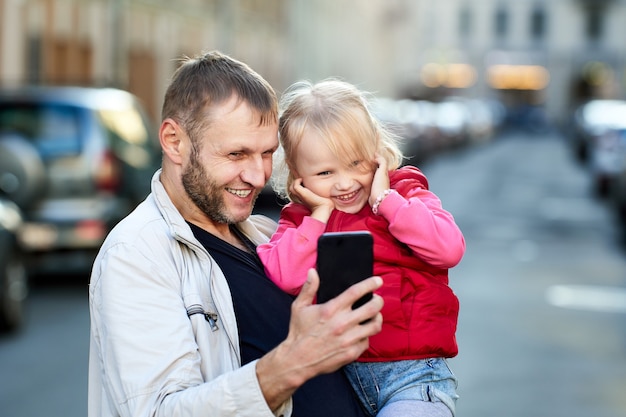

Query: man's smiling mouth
left=227, top=188, right=252, bottom=198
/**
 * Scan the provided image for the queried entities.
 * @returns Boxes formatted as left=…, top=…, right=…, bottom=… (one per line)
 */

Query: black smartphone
left=316, top=231, right=374, bottom=309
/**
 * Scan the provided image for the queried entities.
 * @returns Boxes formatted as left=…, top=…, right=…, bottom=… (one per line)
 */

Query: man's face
left=182, top=97, right=278, bottom=224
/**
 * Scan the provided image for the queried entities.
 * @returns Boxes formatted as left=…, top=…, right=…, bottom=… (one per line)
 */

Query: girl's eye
left=351, top=160, right=362, bottom=167
left=317, top=171, right=331, bottom=176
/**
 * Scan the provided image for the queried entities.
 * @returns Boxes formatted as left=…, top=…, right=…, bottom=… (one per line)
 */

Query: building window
left=459, top=6, right=472, bottom=39
left=494, top=7, right=508, bottom=39
left=586, top=7, right=603, bottom=41
left=530, top=6, right=546, bottom=40
left=27, top=37, right=42, bottom=84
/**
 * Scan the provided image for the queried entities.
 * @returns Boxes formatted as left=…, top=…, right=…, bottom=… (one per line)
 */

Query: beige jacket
left=88, top=170, right=289, bottom=417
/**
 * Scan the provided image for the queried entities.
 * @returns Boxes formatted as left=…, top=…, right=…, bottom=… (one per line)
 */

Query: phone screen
left=316, top=231, right=374, bottom=309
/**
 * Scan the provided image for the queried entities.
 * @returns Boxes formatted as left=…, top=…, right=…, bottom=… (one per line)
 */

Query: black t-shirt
left=188, top=222, right=367, bottom=417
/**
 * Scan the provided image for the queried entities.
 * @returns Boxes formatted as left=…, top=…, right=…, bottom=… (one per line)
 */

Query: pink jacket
left=257, top=166, right=465, bottom=361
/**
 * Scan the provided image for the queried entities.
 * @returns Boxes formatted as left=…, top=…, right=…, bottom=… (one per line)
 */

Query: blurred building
left=1, top=0, right=625, bottom=125
left=403, top=0, right=626, bottom=126
left=0, top=0, right=289, bottom=121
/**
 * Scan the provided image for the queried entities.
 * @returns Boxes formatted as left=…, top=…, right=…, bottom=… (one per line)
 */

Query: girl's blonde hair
left=272, top=78, right=403, bottom=202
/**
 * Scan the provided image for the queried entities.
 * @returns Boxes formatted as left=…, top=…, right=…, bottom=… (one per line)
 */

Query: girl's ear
left=160, top=118, right=184, bottom=165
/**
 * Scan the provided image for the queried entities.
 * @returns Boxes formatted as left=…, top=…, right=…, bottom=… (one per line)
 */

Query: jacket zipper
left=186, top=305, right=219, bottom=331
left=175, top=231, right=238, bottom=359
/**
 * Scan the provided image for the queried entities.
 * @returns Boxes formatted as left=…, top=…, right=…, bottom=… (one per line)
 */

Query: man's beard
left=182, top=150, right=257, bottom=225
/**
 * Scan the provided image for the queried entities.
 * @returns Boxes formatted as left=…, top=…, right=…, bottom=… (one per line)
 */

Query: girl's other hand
left=369, top=155, right=390, bottom=206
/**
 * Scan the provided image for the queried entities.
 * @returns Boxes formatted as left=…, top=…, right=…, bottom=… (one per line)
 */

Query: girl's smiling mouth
left=335, top=190, right=359, bottom=202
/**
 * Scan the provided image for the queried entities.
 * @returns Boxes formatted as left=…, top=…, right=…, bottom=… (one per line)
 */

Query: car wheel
left=0, top=231, right=28, bottom=333
left=0, top=133, right=46, bottom=210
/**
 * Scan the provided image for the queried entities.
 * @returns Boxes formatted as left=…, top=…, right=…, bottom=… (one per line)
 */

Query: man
left=88, top=51, right=383, bottom=417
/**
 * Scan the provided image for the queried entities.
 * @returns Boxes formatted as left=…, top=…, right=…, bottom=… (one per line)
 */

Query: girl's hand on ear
left=291, top=178, right=334, bottom=223
left=369, top=155, right=390, bottom=207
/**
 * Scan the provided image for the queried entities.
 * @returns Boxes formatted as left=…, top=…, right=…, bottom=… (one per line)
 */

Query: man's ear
left=160, top=118, right=184, bottom=165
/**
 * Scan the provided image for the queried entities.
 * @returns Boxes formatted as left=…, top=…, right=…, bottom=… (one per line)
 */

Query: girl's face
left=294, top=129, right=374, bottom=214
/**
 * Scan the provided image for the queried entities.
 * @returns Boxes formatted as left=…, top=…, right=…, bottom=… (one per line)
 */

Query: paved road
left=0, top=282, right=89, bottom=417
left=422, top=130, right=626, bottom=417
left=1, top=128, right=625, bottom=417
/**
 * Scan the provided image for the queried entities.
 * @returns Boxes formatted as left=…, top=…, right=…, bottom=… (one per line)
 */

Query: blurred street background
left=3, top=127, right=626, bottom=417
left=2, top=0, right=626, bottom=416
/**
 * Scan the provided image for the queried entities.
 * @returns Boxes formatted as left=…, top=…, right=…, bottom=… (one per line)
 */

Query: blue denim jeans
left=344, top=358, right=459, bottom=417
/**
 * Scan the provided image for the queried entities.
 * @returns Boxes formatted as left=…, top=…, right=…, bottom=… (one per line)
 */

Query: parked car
left=569, top=99, right=626, bottom=166
left=370, top=98, right=440, bottom=165
left=441, top=96, right=502, bottom=145
left=0, top=197, right=27, bottom=333
left=573, top=100, right=626, bottom=197
left=0, top=86, right=161, bottom=278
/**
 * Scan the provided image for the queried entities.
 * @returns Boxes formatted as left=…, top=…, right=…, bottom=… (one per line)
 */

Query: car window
left=0, top=103, right=82, bottom=159
left=97, top=107, right=157, bottom=169
left=98, top=107, right=148, bottom=146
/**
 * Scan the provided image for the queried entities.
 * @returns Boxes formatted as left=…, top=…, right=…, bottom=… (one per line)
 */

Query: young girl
left=257, top=79, right=465, bottom=417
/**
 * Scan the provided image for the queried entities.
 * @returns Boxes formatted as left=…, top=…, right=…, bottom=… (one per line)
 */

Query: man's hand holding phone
left=259, top=232, right=382, bottom=409
left=258, top=268, right=383, bottom=410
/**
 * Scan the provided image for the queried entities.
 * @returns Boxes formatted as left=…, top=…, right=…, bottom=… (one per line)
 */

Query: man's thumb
left=296, top=268, right=320, bottom=305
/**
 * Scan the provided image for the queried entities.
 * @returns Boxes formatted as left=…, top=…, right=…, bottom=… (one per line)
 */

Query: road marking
left=546, top=285, right=626, bottom=313
left=540, top=197, right=603, bottom=222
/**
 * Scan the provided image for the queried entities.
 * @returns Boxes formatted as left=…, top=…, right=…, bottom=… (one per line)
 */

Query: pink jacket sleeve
left=256, top=214, right=326, bottom=295
left=378, top=187, right=465, bottom=269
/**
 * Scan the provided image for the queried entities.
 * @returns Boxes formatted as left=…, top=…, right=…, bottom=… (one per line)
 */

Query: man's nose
left=241, top=156, right=268, bottom=188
